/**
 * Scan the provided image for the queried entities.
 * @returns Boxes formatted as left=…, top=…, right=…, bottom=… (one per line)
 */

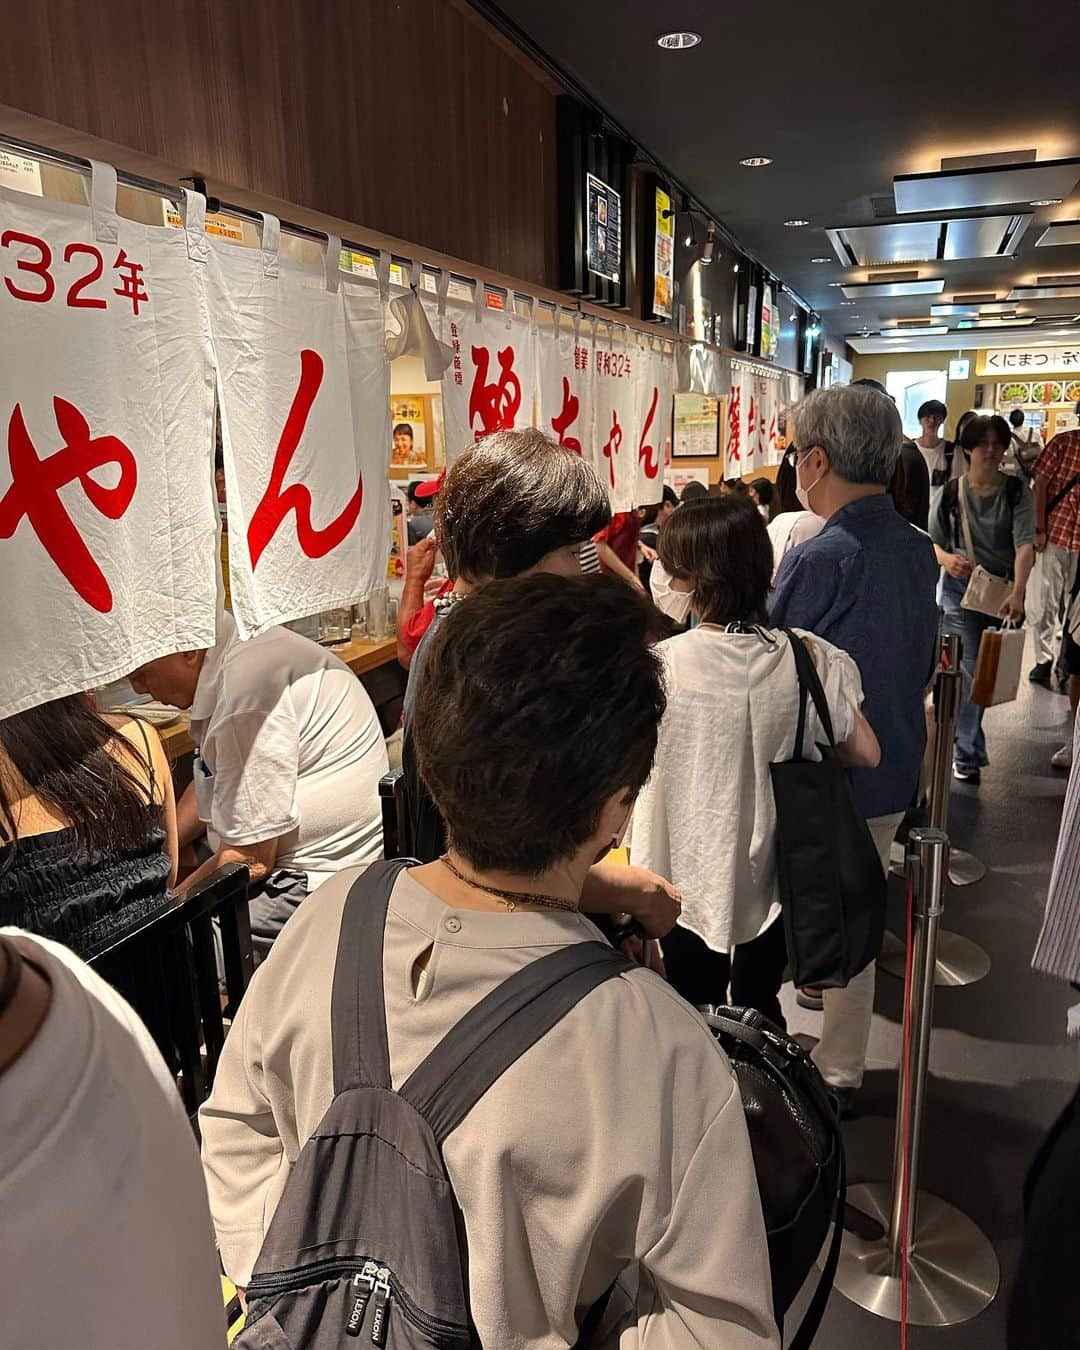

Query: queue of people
left=3, top=378, right=1078, bottom=1349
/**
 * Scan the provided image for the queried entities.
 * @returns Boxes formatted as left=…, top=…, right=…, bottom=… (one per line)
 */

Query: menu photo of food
left=390, top=395, right=428, bottom=469
left=1063, top=380, right=1080, bottom=405
left=999, top=382, right=1031, bottom=404
left=1032, top=381, right=1064, bottom=406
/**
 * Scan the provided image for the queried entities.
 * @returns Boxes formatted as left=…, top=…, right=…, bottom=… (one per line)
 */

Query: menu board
left=760, top=284, right=776, bottom=361
left=998, top=380, right=1076, bottom=406
left=163, top=201, right=244, bottom=241
left=653, top=186, right=674, bottom=320
left=586, top=173, right=622, bottom=284
left=0, top=150, right=42, bottom=195
left=673, top=393, right=721, bottom=458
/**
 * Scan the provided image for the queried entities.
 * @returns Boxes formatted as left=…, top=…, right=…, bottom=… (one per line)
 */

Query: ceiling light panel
left=956, top=317, right=1036, bottom=328
left=930, top=301, right=1014, bottom=316
left=1008, top=280, right=1080, bottom=300
left=893, top=157, right=1080, bottom=213
left=841, top=278, right=945, bottom=298
left=878, top=325, right=949, bottom=337
left=1036, top=220, right=1080, bottom=247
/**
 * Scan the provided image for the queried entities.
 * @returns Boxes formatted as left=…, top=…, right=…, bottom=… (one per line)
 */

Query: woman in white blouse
left=632, top=496, right=880, bottom=1023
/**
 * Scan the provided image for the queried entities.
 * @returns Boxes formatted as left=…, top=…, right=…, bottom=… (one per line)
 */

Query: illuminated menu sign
left=653, top=185, right=674, bottom=319
left=977, top=346, right=1080, bottom=375
left=586, top=173, right=622, bottom=284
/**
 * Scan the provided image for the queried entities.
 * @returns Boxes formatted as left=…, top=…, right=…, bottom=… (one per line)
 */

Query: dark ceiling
left=488, top=0, right=1080, bottom=350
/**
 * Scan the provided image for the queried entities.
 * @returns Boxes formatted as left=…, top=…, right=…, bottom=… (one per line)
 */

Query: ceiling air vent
left=894, top=156, right=1079, bottom=213
left=826, top=215, right=1030, bottom=267
left=1035, top=220, right=1080, bottom=247
left=841, top=276, right=946, bottom=299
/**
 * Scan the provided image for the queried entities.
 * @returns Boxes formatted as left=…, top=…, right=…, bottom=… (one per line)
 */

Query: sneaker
left=1029, top=661, right=1053, bottom=686
left=796, top=988, right=824, bottom=1012
left=953, top=763, right=981, bottom=784
left=1051, top=743, right=1074, bottom=770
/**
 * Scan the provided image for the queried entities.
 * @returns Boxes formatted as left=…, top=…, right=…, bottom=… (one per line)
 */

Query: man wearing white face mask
left=770, top=385, right=939, bottom=1115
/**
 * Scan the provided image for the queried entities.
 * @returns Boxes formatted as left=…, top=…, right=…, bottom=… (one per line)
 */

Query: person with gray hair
left=771, top=383, right=940, bottom=1114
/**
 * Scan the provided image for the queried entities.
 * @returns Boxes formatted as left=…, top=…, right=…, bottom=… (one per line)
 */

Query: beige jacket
left=200, top=867, right=779, bottom=1348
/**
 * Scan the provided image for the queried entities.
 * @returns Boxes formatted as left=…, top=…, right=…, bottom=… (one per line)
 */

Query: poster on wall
left=665, top=466, right=710, bottom=495
left=586, top=173, right=622, bottom=284
left=672, top=393, right=720, bottom=458
left=205, top=217, right=391, bottom=638
left=389, top=394, right=428, bottom=469
left=760, top=284, right=775, bottom=362
left=653, top=185, right=674, bottom=320
left=0, top=167, right=218, bottom=718
left=440, top=291, right=537, bottom=462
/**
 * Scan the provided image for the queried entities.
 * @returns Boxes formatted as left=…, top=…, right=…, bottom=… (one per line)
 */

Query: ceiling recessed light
left=657, top=31, right=701, bottom=49
left=811, top=257, right=831, bottom=263
left=784, top=219, right=809, bottom=227
left=827, top=281, right=843, bottom=287
left=1030, top=198, right=1063, bottom=207
left=840, top=300, right=856, bottom=305
left=879, top=324, right=949, bottom=337
left=739, top=156, right=772, bottom=168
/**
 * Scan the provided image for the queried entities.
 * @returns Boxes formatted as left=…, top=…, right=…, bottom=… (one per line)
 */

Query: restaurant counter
left=160, top=635, right=400, bottom=763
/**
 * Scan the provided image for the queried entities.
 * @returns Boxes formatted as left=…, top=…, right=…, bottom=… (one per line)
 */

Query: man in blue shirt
left=771, top=384, right=939, bottom=1108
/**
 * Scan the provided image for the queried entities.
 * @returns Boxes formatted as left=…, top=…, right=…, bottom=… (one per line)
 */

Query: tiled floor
left=782, top=661, right=1079, bottom=1348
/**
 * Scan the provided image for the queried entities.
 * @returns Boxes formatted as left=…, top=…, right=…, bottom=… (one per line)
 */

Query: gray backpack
left=234, top=859, right=632, bottom=1349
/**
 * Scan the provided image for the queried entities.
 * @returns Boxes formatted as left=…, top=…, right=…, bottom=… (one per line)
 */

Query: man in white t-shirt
left=0, top=930, right=226, bottom=1349
left=130, top=613, right=388, bottom=953
left=909, top=398, right=961, bottom=514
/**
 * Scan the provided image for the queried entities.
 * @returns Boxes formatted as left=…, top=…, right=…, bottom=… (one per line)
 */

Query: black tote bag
left=769, top=631, right=886, bottom=989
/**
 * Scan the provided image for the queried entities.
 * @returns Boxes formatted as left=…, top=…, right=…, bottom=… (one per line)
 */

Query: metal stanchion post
left=880, top=635, right=991, bottom=986
left=831, top=830, right=999, bottom=1324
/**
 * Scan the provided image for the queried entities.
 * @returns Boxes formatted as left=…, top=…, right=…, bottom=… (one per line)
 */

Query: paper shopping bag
left=971, top=627, right=1025, bottom=708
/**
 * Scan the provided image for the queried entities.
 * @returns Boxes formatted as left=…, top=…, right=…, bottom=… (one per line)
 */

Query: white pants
left=1030, top=544, right=1079, bottom=667
left=811, top=811, right=905, bottom=1090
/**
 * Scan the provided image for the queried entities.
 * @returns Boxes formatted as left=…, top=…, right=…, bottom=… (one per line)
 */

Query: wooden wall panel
left=0, top=0, right=558, bottom=286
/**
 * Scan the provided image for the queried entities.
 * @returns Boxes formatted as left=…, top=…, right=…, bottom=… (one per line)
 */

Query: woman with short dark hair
left=0, top=693, right=177, bottom=955
left=931, top=413, right=1036, bottom=784
left=632, top=496, right=880, bottom=1019
left=201, top=574, right=780, bottom=1349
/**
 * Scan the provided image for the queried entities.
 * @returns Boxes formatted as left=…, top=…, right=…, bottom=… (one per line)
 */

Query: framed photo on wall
left=389, top=394, right=445, bottom=477
left=672, top=392, right=721, bottom=459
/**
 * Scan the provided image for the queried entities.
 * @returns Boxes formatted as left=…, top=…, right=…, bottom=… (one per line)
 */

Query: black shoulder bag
left=769, top=632, right=887, bottom=989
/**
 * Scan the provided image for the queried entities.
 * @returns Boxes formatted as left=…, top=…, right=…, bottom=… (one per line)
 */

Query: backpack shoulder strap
left=331, top=858, right=417, bottom=1094
left=785, top=629, right=836, bottom=749
left=400, top=940, right=632, bottom=1145
left=1006, top=474, right=1024, bottom=509
left=944, top=440, right=955, bottom=471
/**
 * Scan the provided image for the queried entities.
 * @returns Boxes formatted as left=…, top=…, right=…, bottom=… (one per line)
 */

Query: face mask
left=658, top=587, right=694, bottom=624
left=795, top=455, right=823, bottom=513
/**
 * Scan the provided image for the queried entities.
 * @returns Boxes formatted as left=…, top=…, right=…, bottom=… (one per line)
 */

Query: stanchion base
left=878, top=928, right=991, bottom=986
left=830, top=1182, right=999, bottom=1326
left=948, top=848, right=988, bottom=886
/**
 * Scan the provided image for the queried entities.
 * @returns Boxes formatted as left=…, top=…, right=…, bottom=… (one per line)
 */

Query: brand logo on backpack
left=346, top=1263, right=379, bottom=1337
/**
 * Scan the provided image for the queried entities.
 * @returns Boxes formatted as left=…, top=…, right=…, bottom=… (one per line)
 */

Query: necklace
left=439, top=855, right=579, bottom=913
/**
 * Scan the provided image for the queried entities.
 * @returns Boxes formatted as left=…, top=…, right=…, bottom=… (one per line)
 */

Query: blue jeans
left=940, top=573, right=1001, bottom=772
